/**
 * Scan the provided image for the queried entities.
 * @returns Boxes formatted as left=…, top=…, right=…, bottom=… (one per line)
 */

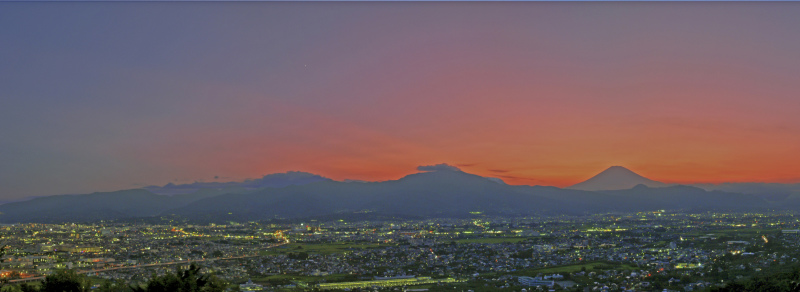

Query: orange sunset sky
left=2, top=2, right=800, bottom=199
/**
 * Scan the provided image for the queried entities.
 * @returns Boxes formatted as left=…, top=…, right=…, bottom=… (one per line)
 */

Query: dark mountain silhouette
left=0, top=166, right=776, bottom=223
left=568, top=166, right=667, bottom=191
left=165, top=169, right=562, bottom=221
left=600, top=184, right=769, bottom=211
left=164, top=168, right=768, bottom=222
left=692, top=182, right=800, bottom=202
left=0, top=189, right=219, bottom=222
left=143, top=171, right=331, bottom=195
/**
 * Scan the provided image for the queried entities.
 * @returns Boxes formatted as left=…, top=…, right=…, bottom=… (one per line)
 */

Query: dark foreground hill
left=0, top=169, right=774, bottom=223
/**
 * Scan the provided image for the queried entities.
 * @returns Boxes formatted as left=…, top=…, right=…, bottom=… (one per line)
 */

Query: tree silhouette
left=131, top=264, right=226, bottom=292
left=39, top=270, right=91, bottom=292
left=0, top=285, right=22, bottom=292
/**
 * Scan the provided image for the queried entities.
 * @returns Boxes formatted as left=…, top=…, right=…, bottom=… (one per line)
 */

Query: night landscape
left=2, top=2, right=800, bottom=292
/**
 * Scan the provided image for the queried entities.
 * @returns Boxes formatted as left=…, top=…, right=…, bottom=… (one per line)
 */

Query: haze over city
left=3, top=2, right=800, bottom=201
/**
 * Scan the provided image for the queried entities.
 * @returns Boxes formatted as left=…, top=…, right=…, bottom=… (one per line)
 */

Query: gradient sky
left=2, top=2, right=800, bottom=200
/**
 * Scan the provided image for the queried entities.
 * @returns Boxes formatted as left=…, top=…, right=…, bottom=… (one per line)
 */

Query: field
left=683, top=227, right=779, bottom=237
left=260, top=242, right=384, bottom=256
left=250, top=273, right=355, bottom=284
left=455, top=237, right=534, bottom=244
left=512, top=261, right=638, bottom=276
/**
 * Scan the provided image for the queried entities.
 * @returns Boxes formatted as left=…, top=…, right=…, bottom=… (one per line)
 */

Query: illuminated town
left=2, top=211, right=799, bottom=291
left=4, top=0, right=800, bottom=291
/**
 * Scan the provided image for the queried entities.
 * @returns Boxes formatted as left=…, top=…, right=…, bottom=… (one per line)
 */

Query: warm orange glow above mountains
left=2, top=2, right=800, bottom=198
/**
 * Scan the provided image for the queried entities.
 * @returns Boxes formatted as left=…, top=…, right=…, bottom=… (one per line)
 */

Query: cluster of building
left=0, top=211, right=798, bottom=291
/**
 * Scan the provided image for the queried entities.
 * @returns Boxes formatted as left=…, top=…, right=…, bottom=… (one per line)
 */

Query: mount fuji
left=568, top=166, right=667, bottom=191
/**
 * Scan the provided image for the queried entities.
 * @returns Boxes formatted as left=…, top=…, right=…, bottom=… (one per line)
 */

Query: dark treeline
left=0, top=264, right=227, bottom=292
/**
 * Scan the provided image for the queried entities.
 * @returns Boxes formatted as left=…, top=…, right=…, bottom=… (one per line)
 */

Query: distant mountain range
left=142, top=171, right=331, bottom=195
left=0, top=166, right=795, bottom=223
left=691, top=182, right=800, bottom=201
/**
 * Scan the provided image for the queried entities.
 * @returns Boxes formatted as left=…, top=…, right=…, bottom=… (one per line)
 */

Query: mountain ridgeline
left=0, top=167, right=792, bottom=223
left=567, top=166, right=667, bottom=191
